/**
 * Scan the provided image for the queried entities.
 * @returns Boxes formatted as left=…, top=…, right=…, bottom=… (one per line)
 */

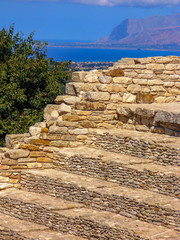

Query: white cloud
left=15, top=0, right=180, bottom=7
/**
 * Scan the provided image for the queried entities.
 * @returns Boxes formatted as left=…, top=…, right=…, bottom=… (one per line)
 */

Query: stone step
left=21, top=169, right=180, bottom=230
left=52, top=146, right=180, bottom=198
left=116, top=103, right=180, bottom=137
left=0, top=189, right=179, bottom=240
left=0, top=212, right=84, bottom=240
left=87, top=128, right=180, bottom=166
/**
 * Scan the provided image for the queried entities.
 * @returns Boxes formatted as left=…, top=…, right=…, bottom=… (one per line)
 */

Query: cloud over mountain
left=15, top=0, right=180, bottom=7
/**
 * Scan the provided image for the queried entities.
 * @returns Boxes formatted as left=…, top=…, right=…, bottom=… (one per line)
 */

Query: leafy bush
left=0, top=24, right=71, bottom=146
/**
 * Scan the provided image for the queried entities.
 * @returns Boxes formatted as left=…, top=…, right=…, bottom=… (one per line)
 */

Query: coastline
left=47, top=44, right=180, bottom=52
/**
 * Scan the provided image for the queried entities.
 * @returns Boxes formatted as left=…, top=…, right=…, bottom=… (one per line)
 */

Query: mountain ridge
left=98, top=13, right=180, bottom=48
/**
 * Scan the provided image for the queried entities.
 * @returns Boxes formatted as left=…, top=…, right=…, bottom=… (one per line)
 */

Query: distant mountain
left=98, top=13, right=180, bottom=49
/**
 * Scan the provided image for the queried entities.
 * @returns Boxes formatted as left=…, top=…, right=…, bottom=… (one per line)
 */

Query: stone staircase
left=0, top=56, right=180, bottom=239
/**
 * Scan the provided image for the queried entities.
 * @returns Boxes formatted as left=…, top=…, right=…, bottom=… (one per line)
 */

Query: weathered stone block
left=27, top=163, right=43, bottom=169
left=146, top=64, right=165, bottom=70
left=62, top=114, right=87, bottom=122
left=122, top=93, right=136, bottom=103
left=113, top=77, right=132, bottom=84
left=69, top=128, right=88, bottom=135
left=37, top=157, right=53, bottom=163
left=105, top=68, right=124, bottom=77
left=72, top=71, right=88, bottom=82
left=133, top=79, right=148, bottom=85
left=135, top=108, right=154, bottom=118
left=99, top=75, right=112, bottom=84
left=58, top=103, right=71, bottom=115
left=150, top=86, right=166, bottom=92
left=50, top=141, right=69, bottom=147
left=117, top=106, right=133, bottom=117
left=135, top=125, right=149, bottom=132
left=5, top=149, right=30, bottom=160
left=147, top=80, right=163, bottom=85
left=136, top=93, right=154, bottom=103
left=29, top=126, right=41, bottom=137
left=49, top=126, right=68, bottom=134
left=84, top=92, right=110, bottom=102
left=127, top=84, right=141, bottom=93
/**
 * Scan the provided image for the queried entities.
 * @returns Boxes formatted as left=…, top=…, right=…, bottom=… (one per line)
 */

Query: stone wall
left=67, top=56, right=180, bottom=104
left=0, top=56, right=180, bottom=191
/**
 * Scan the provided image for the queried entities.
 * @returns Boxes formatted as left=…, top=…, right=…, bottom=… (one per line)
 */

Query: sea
left=47, top=47, right=180, bottom=62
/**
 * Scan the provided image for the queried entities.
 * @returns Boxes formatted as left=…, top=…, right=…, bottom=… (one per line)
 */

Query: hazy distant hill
left=98, top=13, right=180, bottom=48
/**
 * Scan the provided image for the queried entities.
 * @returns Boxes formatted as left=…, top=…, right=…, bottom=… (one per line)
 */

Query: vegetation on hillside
left=0, top=24, right=71, bottom=146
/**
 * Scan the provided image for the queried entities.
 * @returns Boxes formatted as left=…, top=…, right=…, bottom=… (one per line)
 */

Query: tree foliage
left=0, top=24, right=71, bottom=146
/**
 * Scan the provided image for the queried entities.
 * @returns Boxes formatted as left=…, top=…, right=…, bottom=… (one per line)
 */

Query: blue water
left=47, top=47, right=180, bottom=62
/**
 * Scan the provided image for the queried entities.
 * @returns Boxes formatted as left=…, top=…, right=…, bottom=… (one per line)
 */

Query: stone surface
left=58, top=103, right=71, bottom=115
left=5, top=149, right=30, bottom=159
left=99, top=75, right=112, bottom=84
left=105, top=68, right=124, bottom=77
left=122, top=93, right=136, bottom=103
left=84, top=92, right=110, bottom=102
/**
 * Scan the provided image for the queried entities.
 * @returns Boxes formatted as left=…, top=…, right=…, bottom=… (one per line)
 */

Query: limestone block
left=37, top=157, right=52, bottom=163
left=65, top=83, right=76, bottom=96
left=176, top=95, right=180, bottom=102
left=50, top=111, right=59, bottom=120
left=141, top=87, right=150, bottom=93
left=5, top=149, right=30, bottom=159
left=58, top=103, right=71, bottom=115
left=155, top=97, right=166, bottom=103
left=99, top=75, right=112, bottom=84
left=49, top=126, right=68, bottom=134
left=0, top=183, right=13, bottom=190
left=1, top=158, right=17, bottom=165
left=165, top=64, right=180, bottom=71
left=135, top=125, right=149, bottom=132
left=164, top=82, right=175, bottom=87
left=0, top=176, right=9, bottom=182
left=127, top=84, right=141, bottom=93
left=97, top=84, right=126, bottom=93
left=69, top=128, right=88, bottom=135
left=44, top=104, right=59, bottom=121
left=84, top=92, right=110, bottom=102
left=122, top=93, right=136, bottom=103
left=72, top=71, right=88, bottom=82
left=69, top=142, right=84, bottom=148
left=167, top=88, right=180, bottom=94
left=175, top=82, right=180, bottom=88
left=155, top=57, right=173, bottom=64
left=146, top=64, right=165, bottom=70
left=147, top=80, right=163, bottom=85
left=113, top=77, right=132, bottom=84
left=29, top=126, right=41, bottom=137
left=150, top=86, right=166, bottom=92
left=106, top=103, right=117, bottom=110
left=57, top=121, right=79, bottom=128
left=133, top=79, right=148, bottom=85
left=34, top=122, right=46, bottom=128
left=110, top=94, right=122, bottom=102
left=50, top=141, right=69, bottom=147
left=5, top=133, right=30, bottom=149
left=136, top=93, right=154, bottom=103
left=117, top=106, right=134, bottom=117
left=105, top=68, right=124, bottom=77
left=64, top=96, right=81, bottom=105
left=84, top=73, right=99, bottom=83
left=27, top=163, right=42, bottom=169
left=62, top=114, right=87, bottom=122
left=154, top=111, right=180, bottom=124
left=165, top=97, right=176, bottom=103
left=135, top=108, right=154, bottom=118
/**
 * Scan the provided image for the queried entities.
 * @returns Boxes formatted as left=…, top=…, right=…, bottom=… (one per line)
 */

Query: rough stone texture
left=0, top=56, right=180, bottom=239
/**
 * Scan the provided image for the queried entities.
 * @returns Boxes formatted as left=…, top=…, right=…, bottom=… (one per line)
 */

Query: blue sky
left=1, top=0, right=180, bottom=42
